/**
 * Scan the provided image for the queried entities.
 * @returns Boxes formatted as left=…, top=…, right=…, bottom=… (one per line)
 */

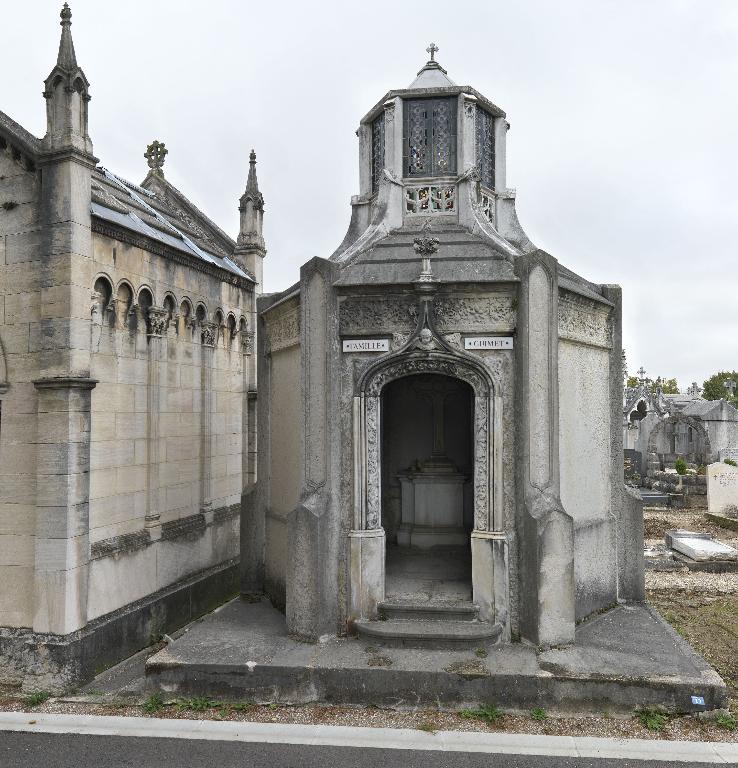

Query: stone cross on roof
left=636, top=366, right=647, bottom=383
left=426, top=42, right=439, bottom=62
left=144, top=140, right=168, bottom=175
left=726, top=380, right=737, bottom=396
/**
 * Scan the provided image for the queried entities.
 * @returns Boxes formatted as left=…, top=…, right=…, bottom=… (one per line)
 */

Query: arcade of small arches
left=90, top=274, right=252, bottom=351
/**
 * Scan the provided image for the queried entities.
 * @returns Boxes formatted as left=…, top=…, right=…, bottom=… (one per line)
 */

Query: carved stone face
left=419, top=328, right=432, bottom=344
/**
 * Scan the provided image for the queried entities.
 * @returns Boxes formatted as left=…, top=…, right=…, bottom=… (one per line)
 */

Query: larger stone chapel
left=247, top=45, right=642, bottom=649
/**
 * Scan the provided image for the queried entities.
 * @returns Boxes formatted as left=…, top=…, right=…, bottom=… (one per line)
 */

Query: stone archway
left=646, top=414, right=713, bottom=473
left=348, top=347, right=506, bottom=627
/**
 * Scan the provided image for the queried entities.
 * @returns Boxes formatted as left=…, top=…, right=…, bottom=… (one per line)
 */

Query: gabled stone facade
left=0, top=5, right=263, bottom=689
left=249, top=49, right=642, bottom=650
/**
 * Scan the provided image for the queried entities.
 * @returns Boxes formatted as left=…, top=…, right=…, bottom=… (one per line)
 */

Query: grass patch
left=530, top=707, right=548, bottom=721
left=143, top=693, right=164, bottom=713
left=24, top=691, right=50, bottom=708
left=474, top=648, right=488, bottom=658
left=460, top=704, right=503, bottom=725
left=177, top=696, right=216, bottom=712
left=229, top=701, right=256, bottom=712
left=716, top=712, right=737, bottom=731
left=417, top=721, right=437, bottom=733
left=637, top=708, right=668, bottom=732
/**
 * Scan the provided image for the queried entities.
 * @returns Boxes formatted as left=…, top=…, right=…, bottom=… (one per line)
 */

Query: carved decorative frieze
left=433, top=295, right=516, bottom=333
left=339, top=297, right=418, bottom=335
left=558, top=292, right=612, bottom=348
left=266, top=301, right=300, bottom=352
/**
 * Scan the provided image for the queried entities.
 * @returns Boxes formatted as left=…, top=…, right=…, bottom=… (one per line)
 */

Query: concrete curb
left=0, top=712, right=736, bottom=763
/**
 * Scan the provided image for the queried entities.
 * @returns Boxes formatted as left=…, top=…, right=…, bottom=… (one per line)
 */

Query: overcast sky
left=3, top=0, right=738, bottom=388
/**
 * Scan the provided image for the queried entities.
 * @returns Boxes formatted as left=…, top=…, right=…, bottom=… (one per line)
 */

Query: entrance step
left=356, top=618, right=502, bottom=649
left=378, top=601, right=478, bottom=622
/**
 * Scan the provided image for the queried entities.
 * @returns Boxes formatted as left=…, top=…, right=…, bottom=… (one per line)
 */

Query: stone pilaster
left=286, top=258, right=339, bottom=641
left=32, top=376, right=96, bottom=635
left=199, top=322, right=217, bottom=517
left=145, top=307, right=167, bottom=528
left=515, top=251, right=575, bottom=647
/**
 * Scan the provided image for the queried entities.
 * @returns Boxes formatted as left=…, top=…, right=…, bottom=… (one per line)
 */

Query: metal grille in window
left=404, top=98, right=457, bottom=178
left=371, top=113, right=385, bottom=194
left=475, top=106, right=495, bottom=189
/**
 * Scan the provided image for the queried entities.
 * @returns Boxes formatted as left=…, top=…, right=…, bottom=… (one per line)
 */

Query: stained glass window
left=403, top=97, right=457, bottom=178
left=475, top=106, right=495, bottom=190
left=371, top=113, right=385, bottom=194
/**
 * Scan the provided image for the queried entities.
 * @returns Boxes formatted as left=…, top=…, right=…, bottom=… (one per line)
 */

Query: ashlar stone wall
left=85, top=231, right=252, bottom=620
left=0, top=144, right=41, bottom=628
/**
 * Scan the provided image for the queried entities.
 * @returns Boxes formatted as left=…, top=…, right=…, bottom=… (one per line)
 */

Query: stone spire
left=234, top=150, right=266, bottom=290
left=56, top=3, right=78, bottom=70
left=43, top=3, right=93, bottom=154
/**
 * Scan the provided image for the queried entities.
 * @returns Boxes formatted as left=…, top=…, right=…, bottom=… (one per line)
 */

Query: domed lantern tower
left=251, top=46, right=638, bottom=651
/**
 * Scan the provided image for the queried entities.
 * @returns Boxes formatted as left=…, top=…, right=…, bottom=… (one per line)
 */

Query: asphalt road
left=0, top=732, right=708, bottom=768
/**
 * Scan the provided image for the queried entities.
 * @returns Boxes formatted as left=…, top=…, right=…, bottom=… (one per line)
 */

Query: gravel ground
left=0, top=695, right=736, bottom=743
left=643, top=506, right=738, bottom=547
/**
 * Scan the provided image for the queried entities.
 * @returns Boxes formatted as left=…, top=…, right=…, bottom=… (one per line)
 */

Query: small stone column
left=145, top=307, right=167, bottom=528
left=200, top=322, right=217, bottom=518
left=32, top=377, right=96, bottom=635
left=515, top=251, right=575, bottom=647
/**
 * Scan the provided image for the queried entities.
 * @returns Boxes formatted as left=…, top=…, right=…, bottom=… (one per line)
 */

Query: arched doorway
left=381, top=374, right=474, bottom=603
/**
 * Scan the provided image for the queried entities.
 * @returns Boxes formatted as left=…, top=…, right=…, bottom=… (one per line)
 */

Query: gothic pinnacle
left=56, top=2, right=78, bottom=71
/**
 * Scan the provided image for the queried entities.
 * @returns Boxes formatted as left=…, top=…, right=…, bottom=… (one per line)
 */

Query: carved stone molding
left=240, top=330, right=254, bottom=355
left=146, top=306, right=168, bottom=338
left=339, top=297, right=418, bottom=336
left=201, top=321, right=218, bottom=347
left=433, top=295, right=516, bottom=333
left=266, top=301, right=300, bottom=352
left=359, top=352, right=494, bottom=532
left=558, top=292, right=612, bottom=348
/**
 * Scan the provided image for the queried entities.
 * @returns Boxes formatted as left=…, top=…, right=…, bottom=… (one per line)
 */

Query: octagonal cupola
left=332, top=45, right=532, bottom=265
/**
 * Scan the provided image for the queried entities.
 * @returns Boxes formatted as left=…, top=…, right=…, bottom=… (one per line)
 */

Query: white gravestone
left=671, top=536, right=738, bottom=562
left=707, top=462, right=738, bottom=515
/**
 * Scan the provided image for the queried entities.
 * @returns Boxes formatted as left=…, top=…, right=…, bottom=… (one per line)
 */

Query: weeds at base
left=459, top=704, right=503, bottom=726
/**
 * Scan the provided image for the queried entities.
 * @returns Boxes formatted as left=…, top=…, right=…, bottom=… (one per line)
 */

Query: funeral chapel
left=247, top=45, right=643, bottom=649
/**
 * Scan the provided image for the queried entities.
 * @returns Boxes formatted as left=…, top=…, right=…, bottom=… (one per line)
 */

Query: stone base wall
left=0, top=555, right=240, bottom=693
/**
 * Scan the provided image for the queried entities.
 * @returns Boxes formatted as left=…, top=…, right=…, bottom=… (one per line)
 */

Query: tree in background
left=702, top=371, right=738, bottom=406
left=626, top=374, right=679, bottom=394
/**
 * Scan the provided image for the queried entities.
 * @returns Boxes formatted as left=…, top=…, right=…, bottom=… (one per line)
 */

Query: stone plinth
left=398, top=462, right=468, bottom=548
left=707, top=462, right=738, bottom=515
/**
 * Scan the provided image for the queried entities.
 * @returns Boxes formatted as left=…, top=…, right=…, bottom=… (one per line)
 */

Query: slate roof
left=682, top=399, right=738, bottom=421
left=91, top=167, right=252, bottom=282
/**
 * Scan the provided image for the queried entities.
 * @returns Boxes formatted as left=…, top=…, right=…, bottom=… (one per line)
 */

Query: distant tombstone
left=707, top=461, right=738, bottom=515
left=623, top=449, right=642, bottom=478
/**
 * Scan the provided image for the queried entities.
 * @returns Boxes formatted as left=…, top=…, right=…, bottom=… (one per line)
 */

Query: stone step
left=378, top=601, right=478, bottom=622
left=356, top=618, right=502, bottom=649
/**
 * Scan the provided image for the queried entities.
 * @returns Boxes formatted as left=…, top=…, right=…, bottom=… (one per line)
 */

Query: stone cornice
left=92, top=219, right=253, bottom=291
left=33, top=376, right=98, bottom=390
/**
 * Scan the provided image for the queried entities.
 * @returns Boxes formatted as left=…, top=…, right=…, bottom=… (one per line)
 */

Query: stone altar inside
left=394, top=377, right=470, bottom=548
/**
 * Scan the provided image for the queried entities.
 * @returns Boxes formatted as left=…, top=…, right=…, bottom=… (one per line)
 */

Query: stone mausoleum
left=248, top=46, right=643, bottom=649
left=0, top=5, right=263, bottom=687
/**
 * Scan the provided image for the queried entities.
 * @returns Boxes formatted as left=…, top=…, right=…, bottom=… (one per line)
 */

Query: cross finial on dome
left=426, top=42, right=439, bottom=62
